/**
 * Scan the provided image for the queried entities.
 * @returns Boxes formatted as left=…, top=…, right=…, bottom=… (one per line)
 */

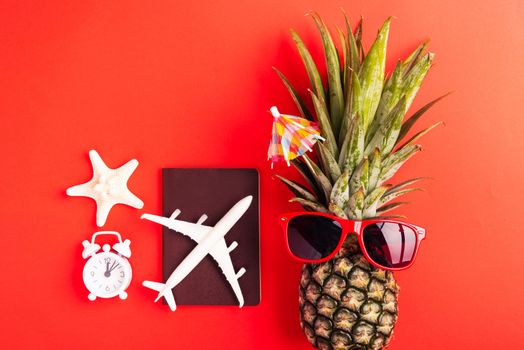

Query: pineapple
left=274, top=12, right=444, bottom=350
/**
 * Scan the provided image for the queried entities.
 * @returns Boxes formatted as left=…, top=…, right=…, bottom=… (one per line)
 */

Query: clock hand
left=105, top=260, right=117, bottom=277
left=104, top=261, right=111, bottom=277
left=109, top=263, right=120, bottom=273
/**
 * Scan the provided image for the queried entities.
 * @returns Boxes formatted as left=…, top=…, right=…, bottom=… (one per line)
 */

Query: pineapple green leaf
left=329, top=202, right=349, bottom=219
left=337, top=27, right=349, bottom=95
left=368, top=147, right=382, bottom=191
left=310, top=12, right=345, bottom=136
left=343, top=13, right=361, bottom=73
left=291, top=159, right=324, bottom=200
left=397, top=92, right=451, bottom=142
left=365, top=97, right=406, bottom=156
left=302, top=154, right=333, bottom=204
left=349, top=157, right=369, bottom=195
left=363, top=185, right=391, bottom=218
left=347, top=186, right=365, bottom=219
left=339, top=71, right=362, bottom=149
left=382, top=60, right=402, bottom=94
left=377, top=201, right=409, bottom=214
left=401, top=41, right=429, bottom=76
left=351, top=70, right=363, bottom=116
left=377, top=97, right=406, bottom=155
left=369, top=61, right=403, bottom=139
left=274, top=174, right=318, bottom=202
left=368, top=46, right=432, bottom=140
left=396, top=121, right=444, bottom=149
left=345, top=114, right=366, bottom=173
left=340, top=113, right=365, bottom=173
left=290, top=29, right=326, bottom=101
left=330, top=170, right=350, bottom=210
left=273, top=67, right=314, bottom=121
left=381, top=187, right=424, bottom=206
left=379, top=144, right=422, bottom=184
left=402, top=52, right=434, bottom=111
left=316, top=144, right=330, bottom=179
left=317, top=142, right=342, bottom=184
left=289, top=198, right=329, bottom=213
left=383, top=177, right=428, bottom=196
left=339, top=69, right=353, bottom=145
left=358, top=17, right=390, bottom=131
left=355, top=18, right=364, bottom=62
left=310, top=90, right=339, bottom=157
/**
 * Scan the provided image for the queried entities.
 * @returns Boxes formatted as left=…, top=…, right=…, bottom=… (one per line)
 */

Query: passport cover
left=162, top=168, right=260, bottom=306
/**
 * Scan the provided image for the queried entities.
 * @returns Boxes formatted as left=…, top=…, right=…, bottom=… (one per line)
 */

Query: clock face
left=82, top=252, right=132, bottom=298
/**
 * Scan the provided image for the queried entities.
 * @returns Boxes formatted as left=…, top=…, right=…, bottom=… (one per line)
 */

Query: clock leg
left=119, top=291, right=128, bottom=300
left=88, top=293, right=96, bottom=301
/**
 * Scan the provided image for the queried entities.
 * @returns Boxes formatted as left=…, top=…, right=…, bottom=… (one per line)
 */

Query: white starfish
left=66, top=150, right=144, bottom=227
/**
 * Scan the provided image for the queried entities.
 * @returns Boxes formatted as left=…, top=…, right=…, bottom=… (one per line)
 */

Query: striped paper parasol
left=268, top=106, right=325, bottom=168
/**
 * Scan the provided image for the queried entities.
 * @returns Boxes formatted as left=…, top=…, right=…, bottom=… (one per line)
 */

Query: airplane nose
left=243, top=195, right=253, bottom=203
left=239, top=195, right=253, bottom=209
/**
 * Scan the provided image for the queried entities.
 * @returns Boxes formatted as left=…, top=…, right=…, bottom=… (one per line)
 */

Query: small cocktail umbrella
left=268, top=106, right=325, bottom=168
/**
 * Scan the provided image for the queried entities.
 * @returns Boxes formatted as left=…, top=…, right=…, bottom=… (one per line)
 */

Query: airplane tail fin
left=143, top=280, right=165, bottom=292
left=142, top=280, right=177, bottom=311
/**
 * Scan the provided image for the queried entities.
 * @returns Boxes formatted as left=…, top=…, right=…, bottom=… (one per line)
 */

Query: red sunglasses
left=279, top=211, right=426, bottom=271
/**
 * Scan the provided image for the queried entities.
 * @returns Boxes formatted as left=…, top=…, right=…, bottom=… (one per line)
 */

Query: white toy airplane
left=141, top=195, right=252, bottom=311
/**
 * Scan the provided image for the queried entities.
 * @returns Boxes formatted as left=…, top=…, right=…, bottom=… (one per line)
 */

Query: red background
left=1, top=1, right=523, bottom=349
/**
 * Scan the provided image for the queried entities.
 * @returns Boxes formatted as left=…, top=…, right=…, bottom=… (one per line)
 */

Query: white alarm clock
left=81, top=231, right=132, bottom=301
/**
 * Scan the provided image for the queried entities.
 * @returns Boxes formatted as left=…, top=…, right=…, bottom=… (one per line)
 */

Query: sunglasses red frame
left=279, top=211, right=426, bottom=271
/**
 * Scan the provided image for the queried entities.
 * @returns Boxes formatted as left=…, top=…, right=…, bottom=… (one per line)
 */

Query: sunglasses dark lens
left=287, top=215, right=343, bottom=261
left=362, top=222, right=418, bottom=268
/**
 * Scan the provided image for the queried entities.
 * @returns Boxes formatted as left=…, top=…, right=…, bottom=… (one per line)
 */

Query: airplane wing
left=141, top=210, right=246, bottom=307
left=141, top=212, right=213, bottom=242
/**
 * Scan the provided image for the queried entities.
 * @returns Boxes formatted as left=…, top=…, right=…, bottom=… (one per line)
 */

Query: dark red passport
left=162, top=168, right=260, bottom=306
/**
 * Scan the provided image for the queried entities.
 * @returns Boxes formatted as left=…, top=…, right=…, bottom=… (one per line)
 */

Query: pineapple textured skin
left=299, top=237, right=399, bottom=350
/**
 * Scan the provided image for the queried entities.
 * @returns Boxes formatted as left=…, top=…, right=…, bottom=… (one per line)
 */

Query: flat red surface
left=1, top=1, right=523, bottom=349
